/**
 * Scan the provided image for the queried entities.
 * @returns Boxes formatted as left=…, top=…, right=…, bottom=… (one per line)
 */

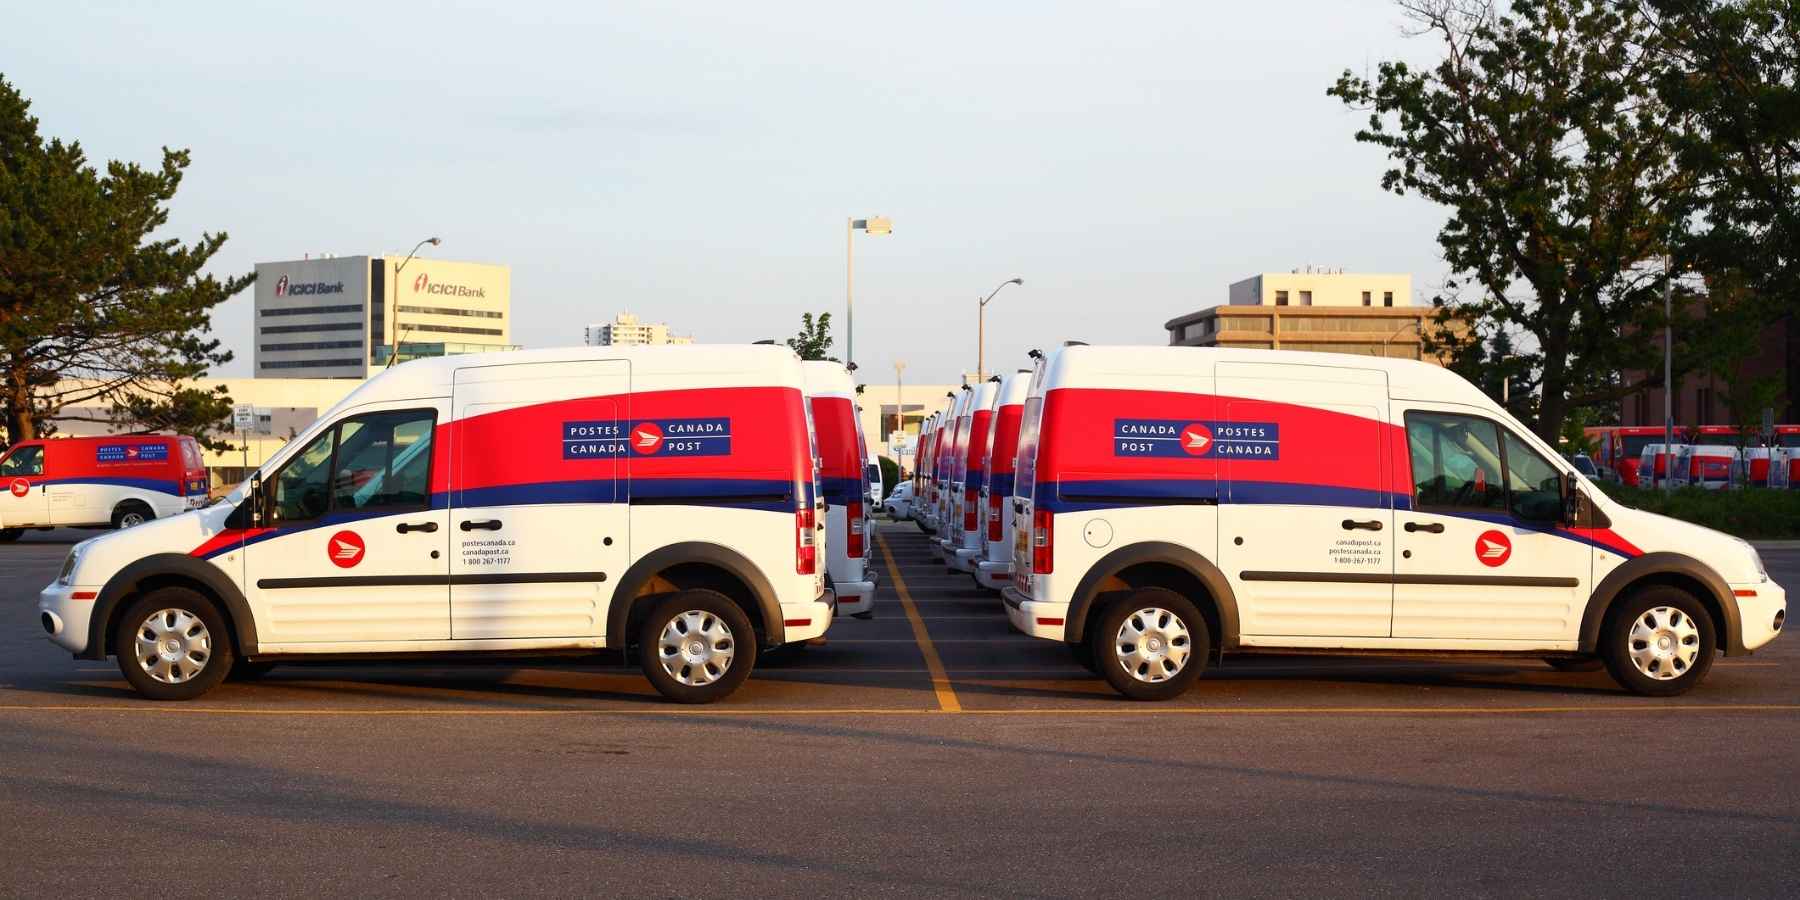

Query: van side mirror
left=1561, top=475, right=1580, bottom=525
left=250, top=473, right=266, bottom=528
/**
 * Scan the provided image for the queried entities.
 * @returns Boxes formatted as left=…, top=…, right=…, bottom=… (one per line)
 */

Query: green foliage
left=786, top=312, right=838, bottom=362
left=108, top=384, right=235, bottom=453
left=878, top=455, right=899, bottom=499
left=1594, top=481, right=1800, bottom=539
left=0, top=74, right=250, bottom=444
left=1330, top=0, right=1691, bottom=443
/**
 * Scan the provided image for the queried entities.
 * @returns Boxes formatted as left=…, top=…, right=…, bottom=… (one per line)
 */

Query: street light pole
left=1663, top=254, right=1674, bottom=491
left=977, top=277, right=1024, bottom=382
left=893, top=359, right=906, bottom=474
left=387, top=236, right=441, bottom=369
left=845, top=216, right=891, bottom=368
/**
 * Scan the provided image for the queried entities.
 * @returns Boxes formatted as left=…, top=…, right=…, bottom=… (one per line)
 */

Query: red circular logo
left=327, top=530, right=366, bottom=569
left=1179, top=423, right=1213, bottom=456
left=8, top=478, right=28, bottom=498
left=1475, top=529, right=1512, bottom=567
left=631, top=422, right=665, bottom=455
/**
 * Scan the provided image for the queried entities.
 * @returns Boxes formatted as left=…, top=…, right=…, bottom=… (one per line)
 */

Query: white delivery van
left=933, top=386, right=974, bottom=550
left=37, top=346, right=833, bottom=703
left=912, top=413, right=939, bottom=531
left=0, top=435, right=211, bottom=540
left=1005, top=345, right=1785, bottom=700
left=802, top=361, right=877, bottom=618
left=944, top=378, right=1001, bottom=572
left=973, top=370, right=1033, bottom=591
left=867, top=446, right=885, bottom=509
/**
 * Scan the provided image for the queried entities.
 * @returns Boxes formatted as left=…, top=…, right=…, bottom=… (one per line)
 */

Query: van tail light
left=1032, top=508, right=1053, bottom=574
left=963, top=487, right=978, bottom=530
left=846, top=501, right=865, bottom=559
left=987, top=491, right=1003, bottom=541
left=796, top=507, right=817, bottom=575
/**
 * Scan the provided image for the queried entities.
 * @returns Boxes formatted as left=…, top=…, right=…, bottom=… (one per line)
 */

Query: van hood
left=63, top=501, right=239, bottom=587
left=1604, top=503, right=1766, bottom=584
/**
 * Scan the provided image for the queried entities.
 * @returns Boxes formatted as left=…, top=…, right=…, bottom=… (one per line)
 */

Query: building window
left=261, top=322, right=363, bottom=334
left=1696, top=386, right=1712, bottom=425
left=1383, top=292, right=1394, bottom=307
left=1275, top=290, right=1289, bottom=306
left=1362, top=291, right=1372, bottom=306
left=396, top=305, right=505, bottom=319
left=261, top=304, right=363, bottom=316
left=407, top=324, right=506, bottom=337
left=1299, top=290, right=1312, bottom=306
left=260, top=340, right=365, bottom=352
left=260, top=358, right=363, bottom=370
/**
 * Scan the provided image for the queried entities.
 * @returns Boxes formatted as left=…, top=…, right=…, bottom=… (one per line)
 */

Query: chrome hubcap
left=119, top=512, right=146, bottom=528
left=1115, top=607, right=1192, bottom=683
left=134, top=608, right=211, bottom=684
left=657, top=610, right=735, bottom=687
left=1628, top=606, right=1700, bottom=681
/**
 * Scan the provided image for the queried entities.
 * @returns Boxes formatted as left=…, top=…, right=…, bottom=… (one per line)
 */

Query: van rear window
left=1014, top=395, right=1043, bottom=500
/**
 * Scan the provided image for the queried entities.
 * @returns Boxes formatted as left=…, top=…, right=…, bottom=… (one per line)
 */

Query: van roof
left=800, top=360, right=856, bottom=399
left=1039, top=344, right=1492, bottom=408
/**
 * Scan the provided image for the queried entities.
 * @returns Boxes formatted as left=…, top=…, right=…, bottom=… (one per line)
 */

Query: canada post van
left=802, top=361, right=877, bottom=617
left=944, top=378, right=1000, bottom=572
left=867, top=445, right=885, bottom=509
left=911, top=414, right=938, bottom=530
left=37, top=346, right=833, bottom=703
left=1005, top=345, right=1784, bottom=700
left=973, top=370, right=1031, bottom=591
left=933, top=387, right=974, bottom=546
left=1, top=435, right=208, bottom=540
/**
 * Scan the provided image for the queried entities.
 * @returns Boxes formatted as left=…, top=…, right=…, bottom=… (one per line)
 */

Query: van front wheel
left=114, top=588, right=234, bottom=701
left=638, top=590, right=757, bottom=703
left=1599, top=586, right=1717, bottom=697
left=1092, top=587, right=1210, bottom=701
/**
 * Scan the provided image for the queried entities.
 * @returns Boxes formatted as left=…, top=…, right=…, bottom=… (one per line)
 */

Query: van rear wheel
left=638, top=590, right=757, bottom=703
left=114, top=588, right=234, bottom=701
left=1599, top=586, right=1717, bottom=697
left=112, top=502, right=153, bottom=530
left=1091, top=587, right=1210, bottom=701
left=0, top=528, right=21, bottom=543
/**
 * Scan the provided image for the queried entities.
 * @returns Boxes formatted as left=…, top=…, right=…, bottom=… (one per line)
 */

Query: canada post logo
left=97, top=443, right=168, bottom=464
left=563, top=418, right=731, bottom=459
left=1114, top=419, right=1279, bottom=459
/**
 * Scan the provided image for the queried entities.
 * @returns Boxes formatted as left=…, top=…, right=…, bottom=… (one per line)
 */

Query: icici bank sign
left=412, top=272, right=487, bottom=299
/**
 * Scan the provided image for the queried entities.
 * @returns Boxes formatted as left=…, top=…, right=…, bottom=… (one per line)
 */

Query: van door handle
left=460, top=519, right=502, bottom=532
left=1403, top=521, right=1445, bottom=534
left=1341, top=519, right=1384, bottom=531
left=397, top=521, right=439, bottom=534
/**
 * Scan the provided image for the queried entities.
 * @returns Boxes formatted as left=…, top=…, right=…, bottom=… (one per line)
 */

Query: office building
left=1165, top=271, right=1458, bottom=363
left=585, top=312, right=693, bottom=347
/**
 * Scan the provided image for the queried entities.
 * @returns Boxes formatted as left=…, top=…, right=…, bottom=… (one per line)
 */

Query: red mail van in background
left=0, top=435, right=208, bottom=541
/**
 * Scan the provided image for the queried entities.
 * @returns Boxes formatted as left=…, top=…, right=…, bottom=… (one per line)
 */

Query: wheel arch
left=87, top=553, right=257, bottom=661
left=1067, top=541, right=1239, bottom=649
left=605, top=542, right=784, bottom=651
left=1580, top=552, right=1745, bottom=655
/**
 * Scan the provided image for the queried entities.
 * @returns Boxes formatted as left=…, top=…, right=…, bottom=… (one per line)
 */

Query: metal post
left=894, top=360, right=906, bottom=474
left=846, top=218, right=854, bottom=368
left=1663, top=255, right=1673, bottom=490
left=977, top=301, right=985, bottom=383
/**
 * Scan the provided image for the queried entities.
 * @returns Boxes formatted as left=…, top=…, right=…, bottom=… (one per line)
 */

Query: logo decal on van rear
left=1475, top=529, right=1512, bottom=567
left=8, top=478, right=27, bottom=497
left=1113, top=419, right=1279, bottom=459
left=562, top=418, right=732, bottom=459
left=327, top=531, right=366, bottom=568
left=96, top=443, right=168, bottom=464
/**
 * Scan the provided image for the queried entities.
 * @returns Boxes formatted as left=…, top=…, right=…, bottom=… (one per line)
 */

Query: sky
left=3, top=0, right=1450, bottom=386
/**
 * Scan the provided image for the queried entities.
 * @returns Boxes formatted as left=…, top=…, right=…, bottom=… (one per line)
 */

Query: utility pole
left=893, top=360, right=907, bottom=475
left=1663, top=255, right=1674, bottom=490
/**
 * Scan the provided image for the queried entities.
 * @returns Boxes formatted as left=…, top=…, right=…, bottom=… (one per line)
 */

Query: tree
left=787, top=312, right=838, bottom=362
left=0, top=74, right=250, bottom=445
left=1330, top=0, right=1696, bottom=443
left=108, top=384, right=236, bottom=453
left=1642, top=0, right=1799, bottom=418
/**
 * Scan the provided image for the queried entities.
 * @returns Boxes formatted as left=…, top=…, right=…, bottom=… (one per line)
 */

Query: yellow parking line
left=877, top=533, right=962, bottom=712
left=0, top=703, right=1792, bottom=717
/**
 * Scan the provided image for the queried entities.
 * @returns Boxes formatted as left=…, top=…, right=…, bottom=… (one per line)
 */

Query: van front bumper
left=1736, top=580, right=1787, bottom=652
left=36, top=582, right=97, bottom=656
left=1001, top=586, right=1068, bottom=641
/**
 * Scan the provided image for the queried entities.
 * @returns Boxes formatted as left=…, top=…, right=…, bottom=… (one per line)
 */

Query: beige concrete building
left=1168, top=271, right=1457, bottom=363
left=254, top=254, right=515, bottom=378
left=585, top=313, right=693, bottom=346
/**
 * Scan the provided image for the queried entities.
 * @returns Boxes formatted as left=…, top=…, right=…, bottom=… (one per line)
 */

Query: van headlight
left=58, top=544, right=85, bottom=585
left=1735, top=537, right=1768, bottom=582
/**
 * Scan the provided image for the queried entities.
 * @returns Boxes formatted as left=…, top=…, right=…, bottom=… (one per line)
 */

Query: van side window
left=1502, top=430, right=1562, bottom=521
left=1406, top=412, right=1505, bottom=512
left=0, top=445, right=44, bottom=477
left=332, top=411, right=435, bottom=511
left=273, top=431, right=336, bottom=522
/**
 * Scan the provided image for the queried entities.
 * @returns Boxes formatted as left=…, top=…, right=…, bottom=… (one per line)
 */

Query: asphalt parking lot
left=1, top=522, right=1796, bottom=896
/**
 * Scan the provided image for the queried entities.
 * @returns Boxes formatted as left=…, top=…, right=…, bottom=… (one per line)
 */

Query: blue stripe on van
left=1042, top=478, right=1410, bottom=513
left=819, top=475, right=864, bottom=505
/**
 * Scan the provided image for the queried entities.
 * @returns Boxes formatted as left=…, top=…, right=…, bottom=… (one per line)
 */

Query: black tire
left=113, top=588, right=234, bottom=701
left=1544, top=656, right=1604, bottom=673
left=0, top=528, right=22, bottom=543
left=229, top=660, right=278, bottom=682
left=1599, top=585, right=1717, bottom=697
left=637, top=589, right=757, bottom=703
left=1090, top=587, right=1210, bottom=701
left=111, top=501, right=154, bottom=530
